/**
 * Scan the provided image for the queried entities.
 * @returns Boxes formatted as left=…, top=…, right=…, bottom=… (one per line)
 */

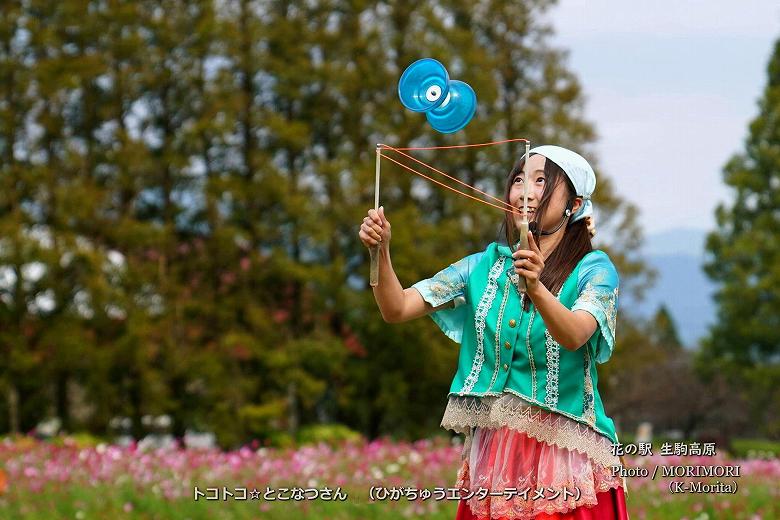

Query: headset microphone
left=532, top=200, right=575, bottom=236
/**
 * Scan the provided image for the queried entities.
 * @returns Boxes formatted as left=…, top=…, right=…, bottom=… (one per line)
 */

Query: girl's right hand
left=359, top=206, right=391, bottom=248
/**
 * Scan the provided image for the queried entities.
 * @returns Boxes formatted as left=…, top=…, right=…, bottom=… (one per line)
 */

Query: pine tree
left=700, top=38, right=780, bottom=437
left=651, top=304, right=683, bottom=350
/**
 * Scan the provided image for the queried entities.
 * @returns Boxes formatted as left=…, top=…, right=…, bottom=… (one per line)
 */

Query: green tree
left=700, top=38, right=780, bottom=439
left=651, top=304, right=682, bottom=350
left=0, top=0, right=657, bottom=446
left=0, top=0, right=114, bottom=434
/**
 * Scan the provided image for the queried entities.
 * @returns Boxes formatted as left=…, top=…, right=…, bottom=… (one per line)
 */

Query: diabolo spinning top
left=398, top=58, right=477, bottom=134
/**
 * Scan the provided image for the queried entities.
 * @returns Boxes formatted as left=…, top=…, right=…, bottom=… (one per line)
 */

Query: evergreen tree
left=0, top=0, right=657, bottom=445
left=651, top=304, right=682, bottom=350
left=700, top=38, right=780, bottom=438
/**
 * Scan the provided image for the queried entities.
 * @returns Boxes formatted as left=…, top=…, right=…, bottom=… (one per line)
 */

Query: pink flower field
left=0, top=436, right=778, bottom=519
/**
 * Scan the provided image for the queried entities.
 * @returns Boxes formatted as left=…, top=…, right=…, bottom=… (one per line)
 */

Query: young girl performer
left=358, top=145, right=629, bottom=519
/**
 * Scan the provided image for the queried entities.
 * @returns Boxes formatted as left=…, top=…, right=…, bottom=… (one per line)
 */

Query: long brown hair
left=497, top=154, right=593, bottom=311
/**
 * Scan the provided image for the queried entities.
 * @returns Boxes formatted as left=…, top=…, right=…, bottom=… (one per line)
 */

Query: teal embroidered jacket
left=412, top=242, right=620, bottom=444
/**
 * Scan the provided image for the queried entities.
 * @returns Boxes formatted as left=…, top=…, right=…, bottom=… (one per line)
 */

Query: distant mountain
left=623, top=228, right=718, bottom=348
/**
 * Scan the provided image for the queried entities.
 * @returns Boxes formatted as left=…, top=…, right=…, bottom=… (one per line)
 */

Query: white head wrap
left=528, top=145, right=597, bottom=236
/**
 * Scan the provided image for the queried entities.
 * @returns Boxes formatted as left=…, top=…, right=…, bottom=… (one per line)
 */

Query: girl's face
left=509, top=154, right=577, bottom=234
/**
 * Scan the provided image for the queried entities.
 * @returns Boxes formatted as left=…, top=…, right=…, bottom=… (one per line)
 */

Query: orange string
left=382, top=138, right=529, bottom=151
left=379, top=144, right=515, bottom=211
left=378, top=152, right=523, bottom=216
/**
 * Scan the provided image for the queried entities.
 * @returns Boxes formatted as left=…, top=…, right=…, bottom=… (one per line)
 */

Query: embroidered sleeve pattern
left=571, top=253, right=619, bottom=364
left=412, top=265, right=466, bottom=307
left=411, top=251, right=484, bottom=344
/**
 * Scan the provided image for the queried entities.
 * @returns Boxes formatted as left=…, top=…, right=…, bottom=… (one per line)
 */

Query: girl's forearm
left=526, top=283, right=590, bottom=350
left=371, top=244, right=405, bottom=321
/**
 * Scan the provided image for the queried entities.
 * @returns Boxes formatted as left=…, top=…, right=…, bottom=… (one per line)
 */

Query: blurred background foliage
left=0, top=0, right=776, bottom=449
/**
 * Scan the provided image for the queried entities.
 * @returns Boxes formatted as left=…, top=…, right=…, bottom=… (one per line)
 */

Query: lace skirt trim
left=440, top=393, right=621, bottom=469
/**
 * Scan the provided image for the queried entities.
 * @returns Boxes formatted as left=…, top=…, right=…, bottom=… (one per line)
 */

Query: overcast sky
left=546, top=1, right=780, bottom=234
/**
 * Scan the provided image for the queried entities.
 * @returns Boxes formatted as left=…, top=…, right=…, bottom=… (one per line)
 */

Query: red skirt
left=453, top=425, right=630, bottom=520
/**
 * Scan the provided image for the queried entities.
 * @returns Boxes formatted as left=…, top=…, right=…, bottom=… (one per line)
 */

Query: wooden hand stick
left=369, top=145, right=381, bottom=287
left=515, top=141, right=531, bottom=292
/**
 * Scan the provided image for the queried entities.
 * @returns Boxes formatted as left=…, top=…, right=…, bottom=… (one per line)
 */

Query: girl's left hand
left=512, top=231, right=545, bottom=294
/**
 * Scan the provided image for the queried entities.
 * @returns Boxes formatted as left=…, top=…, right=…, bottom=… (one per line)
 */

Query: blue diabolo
left=397, top=58, right=477, bottom=133
left=398, top=58, right=450, bottom=113
left=426, top=80, right=477, bottom=134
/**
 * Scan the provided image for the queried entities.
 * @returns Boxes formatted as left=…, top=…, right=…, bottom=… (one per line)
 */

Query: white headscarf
left=529, top=145, right=597, bottom=237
